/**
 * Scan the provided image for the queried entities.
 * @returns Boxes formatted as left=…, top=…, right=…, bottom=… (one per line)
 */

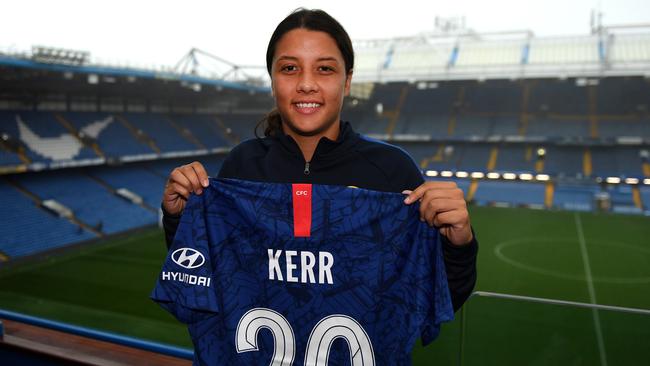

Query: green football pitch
left=1, top=206, right=649, bottom=365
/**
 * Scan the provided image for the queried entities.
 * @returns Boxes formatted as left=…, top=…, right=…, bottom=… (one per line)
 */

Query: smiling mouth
left=293, top=102, right=322, bottom=114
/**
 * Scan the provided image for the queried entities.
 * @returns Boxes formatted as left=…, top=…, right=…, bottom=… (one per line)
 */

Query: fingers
left=179, top=162, right=209, bottom=195
left=190, top=162, right=210, bottom=188
left=407, top=181, right=474, bottom=245
left=421, top=198, right=467, bottom=227
left=162, top=161, right=210, bottom=215
left=405, top=181, right=468, bottom=226
left=403, top=181, right=458, bottom=204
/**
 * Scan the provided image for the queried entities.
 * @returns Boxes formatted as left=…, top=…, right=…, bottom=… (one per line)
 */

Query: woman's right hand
left=162, top=161, right=210, bottom=216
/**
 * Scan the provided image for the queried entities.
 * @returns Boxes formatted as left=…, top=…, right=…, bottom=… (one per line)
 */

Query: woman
left=161, top=8, right=476, bottom=315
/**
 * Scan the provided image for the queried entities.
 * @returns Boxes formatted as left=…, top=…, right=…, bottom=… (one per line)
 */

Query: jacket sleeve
left=162, top=206, right=181, bottom=250
left=441, top=233, right=478, bottom=312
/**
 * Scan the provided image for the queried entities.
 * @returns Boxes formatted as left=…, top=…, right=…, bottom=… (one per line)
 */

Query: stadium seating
left=0, top=148, right=22, bottom=166
left=542, top=146, right=585, bottom=177
left=0, top=111, right=98, bottom=162
left=553, top=183, right=598, bottom=211
left=455, top=39, right=523, bottom=67
left=64, top=112, right=154, bottom=158
left=171, top=114, right=231, bottom=149
left=218, top=113, right=262, bottom=142
left=123, top=113, right=199, bottom=153
left=473, top=181, right=546, bottom=206
left=2, top=75, right=650, bottom=263
left=528, top=36, right=600, bottom=65
left=640, top=187, right=650, bottom=211
left=495, top=145, right=535, bottom=173
left=0, top=180, right=96, bottom=259
left=88, top=165, right=166, bottom=209
left=14, top=170, right=157, bottom=235
left=605, top=184, right=643, bottom=214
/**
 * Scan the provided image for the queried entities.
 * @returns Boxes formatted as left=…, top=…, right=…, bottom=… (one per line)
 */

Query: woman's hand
left=403, top=181, right=473, bottom=246
left=162, top=161, right=209, bottom=216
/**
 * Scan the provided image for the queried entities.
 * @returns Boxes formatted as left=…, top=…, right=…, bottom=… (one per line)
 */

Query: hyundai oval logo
left=171, top=248, right=206, bottom=269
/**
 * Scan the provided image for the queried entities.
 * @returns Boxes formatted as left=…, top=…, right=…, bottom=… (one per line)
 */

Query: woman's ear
left=344, top=70, right=353, bottom=96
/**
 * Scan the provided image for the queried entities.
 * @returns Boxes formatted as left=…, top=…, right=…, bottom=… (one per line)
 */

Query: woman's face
left=271, top=28, right=352, bottom=137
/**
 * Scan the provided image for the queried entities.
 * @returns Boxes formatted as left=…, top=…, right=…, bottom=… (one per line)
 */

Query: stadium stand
left=88, top=165, right=167, bottom=209
left=392, top=85, right=455, bottom=136
left=640, top=186, right=650, bottom=210
left=473, top=181, right=546, bottom=207
left=14, top=170, right=157, bottom=235
left=606, top=184, right=643, bottom=214
left=1, top=26, right=649, bottom=265
left=553, top=183, right=599, bottom=211
left=123, top=113, right=199, bottom=153
left=63, top=112, right=154, bottom=158
left=171, top=114, right=231, bottom=149
left=0, top=145, right=22, bottom=167
left=0, top=179, right=96, bottom=259
left=218, top=113, right=264, bottom=142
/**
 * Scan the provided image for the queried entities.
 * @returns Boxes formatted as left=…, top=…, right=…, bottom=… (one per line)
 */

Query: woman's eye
left=281, top=65, right=297, bottom=72
left=319, top=66, right=334, bottom=72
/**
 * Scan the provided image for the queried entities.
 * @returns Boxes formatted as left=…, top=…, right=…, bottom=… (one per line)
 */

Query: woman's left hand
left=403, top=181, right=473, bottom=246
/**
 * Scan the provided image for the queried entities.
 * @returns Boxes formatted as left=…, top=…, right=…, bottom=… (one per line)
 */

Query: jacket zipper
left=304, top=161, right=310, bottom=175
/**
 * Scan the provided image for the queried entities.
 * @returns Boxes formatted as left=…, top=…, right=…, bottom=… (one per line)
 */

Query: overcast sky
left=2, top=0, right=649, bottom=69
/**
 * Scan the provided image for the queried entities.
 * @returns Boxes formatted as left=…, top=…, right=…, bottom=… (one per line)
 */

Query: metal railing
left=0, top=309, right=192, bottom=360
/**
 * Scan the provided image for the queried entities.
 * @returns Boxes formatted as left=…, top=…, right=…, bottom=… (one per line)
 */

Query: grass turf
left=1, top=207, right=649, bottom=364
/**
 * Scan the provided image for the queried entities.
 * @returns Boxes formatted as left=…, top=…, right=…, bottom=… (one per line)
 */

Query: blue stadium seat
left=457, top=144, right=491, bottom=171
left=89, top=165, right=167, bottom=209
left=606, top=184, right=642, bottom=214
left=0, top=111, right=98, bottom=162
left=640, top=187, right=650, bottom=211
left=218, top=113, right=261, bottom=142
left=553, top=184, right=598, bottom=211
left=171, top=115, right=231, bottom=149
left=15, top=170, right=157, bottom=234
left=0, top=180, right=96, bottom=258
left=495, top=145, right=535, bottom=173
left=543, top=146, right=585, bottom=177
left=124, top=113, right=197, bottom=153
left=0, top=149, right=23, bottom=166
left=473, top=181, right=546, bottom=206
left=64, top=112, right=154, bottom=158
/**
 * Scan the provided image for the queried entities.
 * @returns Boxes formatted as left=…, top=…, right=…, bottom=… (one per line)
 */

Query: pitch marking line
left=574, top=212, right=607, bottom=366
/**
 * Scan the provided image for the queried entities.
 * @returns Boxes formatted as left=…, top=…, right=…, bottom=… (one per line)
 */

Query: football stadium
left=2, top=7, right=650, bottom=366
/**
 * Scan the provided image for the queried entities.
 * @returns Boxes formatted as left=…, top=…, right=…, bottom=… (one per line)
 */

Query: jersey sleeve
left=150, top=192, right=219, bottom=324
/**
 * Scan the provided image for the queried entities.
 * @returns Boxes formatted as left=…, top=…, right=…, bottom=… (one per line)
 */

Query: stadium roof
left=0, top=46, right=270, bottom=94
left=353, top=25, right=650, bottom=82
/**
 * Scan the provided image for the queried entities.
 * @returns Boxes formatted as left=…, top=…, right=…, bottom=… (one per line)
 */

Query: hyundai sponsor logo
left=172, top=248, right=206, bottom=269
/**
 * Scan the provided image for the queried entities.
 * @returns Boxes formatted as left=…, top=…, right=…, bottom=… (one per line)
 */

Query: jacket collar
left=274, top=121, right=358, bottom=162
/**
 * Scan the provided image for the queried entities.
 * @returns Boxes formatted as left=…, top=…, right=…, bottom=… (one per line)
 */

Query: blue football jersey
left=151, top=178, right=454, bottom=365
